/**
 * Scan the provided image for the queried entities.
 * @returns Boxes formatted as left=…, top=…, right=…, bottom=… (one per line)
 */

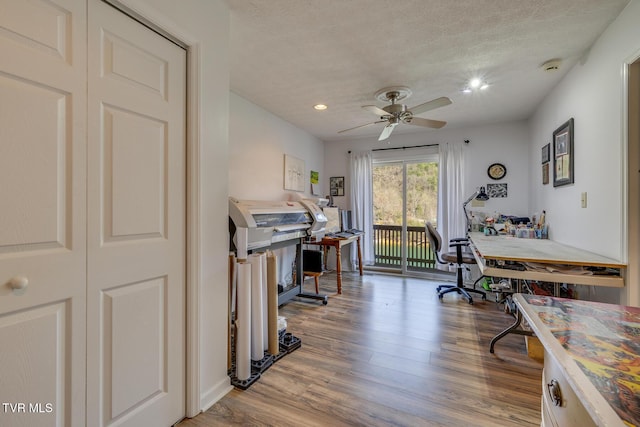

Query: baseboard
left=199, top=378, right=233, bottom=413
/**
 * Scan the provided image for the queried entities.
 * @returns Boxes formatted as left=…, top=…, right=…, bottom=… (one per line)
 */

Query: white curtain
left=350, top=150, right=375, bottom=266
left=436, top=143, right=465, bottom=270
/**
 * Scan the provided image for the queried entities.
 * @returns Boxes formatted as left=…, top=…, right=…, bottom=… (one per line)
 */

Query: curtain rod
left=348, top=143, right=438, bottom=153
left=347, top=140, right=470, bottom=153
left=372, top=143, right=439, bottom=152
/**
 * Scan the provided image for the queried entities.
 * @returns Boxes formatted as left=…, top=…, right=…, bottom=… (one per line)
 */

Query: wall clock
left=488, top=163, right=507, bottom=180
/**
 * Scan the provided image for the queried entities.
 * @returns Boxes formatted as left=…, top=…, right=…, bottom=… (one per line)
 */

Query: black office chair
left=425, top=222, right=486, bottom=304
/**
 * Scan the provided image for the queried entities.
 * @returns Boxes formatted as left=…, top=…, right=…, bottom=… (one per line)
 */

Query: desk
left=468, top=232, right=625, bottom=288
left=309, top=234, right=363, bottom=294
left=514, top=293, right=638, bottom=427
left=472, top=232, right=628, bottom=353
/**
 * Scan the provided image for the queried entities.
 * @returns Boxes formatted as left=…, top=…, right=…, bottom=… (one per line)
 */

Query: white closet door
left=0, top=0, right=87, bottom=426
left=86, top=1, right=187, bottom=426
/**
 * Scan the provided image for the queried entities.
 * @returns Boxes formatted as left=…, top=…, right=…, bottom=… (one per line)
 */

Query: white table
left=468, top=232, right=625, bottom=288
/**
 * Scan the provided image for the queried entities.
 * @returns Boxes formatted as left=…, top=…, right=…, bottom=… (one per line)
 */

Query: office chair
left=425, top=222, right=486, bottom=304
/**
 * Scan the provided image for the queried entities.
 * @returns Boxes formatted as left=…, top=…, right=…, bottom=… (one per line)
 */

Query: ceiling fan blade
left=378, top=123, right=398, bottom=141
left=408, top=96, right=452, bottom=116
left=362, top=105, right=390, bottom=117
left=404, top=116, right=447, bottom=129
left=337, top=120, right=385, bottom=134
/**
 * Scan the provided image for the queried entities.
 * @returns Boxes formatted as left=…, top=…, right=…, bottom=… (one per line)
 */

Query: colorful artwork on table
left=523, top=295, right=640, bottom=426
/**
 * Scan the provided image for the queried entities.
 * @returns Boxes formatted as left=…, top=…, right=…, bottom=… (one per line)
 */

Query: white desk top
left=468, top=233, right=625, bottom=287
left=468, top=232, right=625, bottom=268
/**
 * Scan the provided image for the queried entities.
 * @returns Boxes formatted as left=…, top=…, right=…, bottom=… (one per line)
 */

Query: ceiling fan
left=338, top=86, right=452, bottom=141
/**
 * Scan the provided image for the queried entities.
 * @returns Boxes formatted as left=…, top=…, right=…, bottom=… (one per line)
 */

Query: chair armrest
left=450, top=237, right=469, bottom=243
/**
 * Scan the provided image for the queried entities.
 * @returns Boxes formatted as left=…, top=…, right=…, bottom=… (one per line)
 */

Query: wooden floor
left=178, top=272, right=543, bottom=427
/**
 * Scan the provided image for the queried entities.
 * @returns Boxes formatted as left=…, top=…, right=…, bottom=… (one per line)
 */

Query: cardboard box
left=525, top=336, right=544, bottom=362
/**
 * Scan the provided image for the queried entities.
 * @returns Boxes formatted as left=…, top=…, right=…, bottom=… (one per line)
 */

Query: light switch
left=581, top=192, right=587, bottom=208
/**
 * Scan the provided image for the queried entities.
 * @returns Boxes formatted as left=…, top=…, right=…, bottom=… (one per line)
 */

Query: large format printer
left=229, top=197, right=328, bottom=305
left=229, top=197, right=327, bottom=255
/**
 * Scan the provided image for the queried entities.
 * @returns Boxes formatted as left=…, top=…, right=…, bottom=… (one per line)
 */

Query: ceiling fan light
left=469, top=78, right=482, bottom=88
left=462, top=87, right=472, bottom=93
left=480, top=83, right=489, bottom=90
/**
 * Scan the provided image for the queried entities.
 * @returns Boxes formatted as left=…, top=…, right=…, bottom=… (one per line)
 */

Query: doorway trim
left=624, top=49, right=640, bottom=307
left=102, top=0, right=205, bottom=417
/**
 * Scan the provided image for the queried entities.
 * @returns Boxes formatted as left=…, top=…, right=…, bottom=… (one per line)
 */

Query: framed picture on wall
left=486, top=183, right=507, bottom=198
left=284, top=154, right=305, bottom=192
left=541, top=143, right=550, bottom=164
left=330, top=176, right=344, bottom=196
left=553, top=118, right=574, bottom=187
left=542, top=163, right=549, bottom=185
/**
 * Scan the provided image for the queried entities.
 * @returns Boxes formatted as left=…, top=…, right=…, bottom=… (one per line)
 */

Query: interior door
left=0, top=1, right=87, bottom=426
left=86, top=1, right=186, bottom=426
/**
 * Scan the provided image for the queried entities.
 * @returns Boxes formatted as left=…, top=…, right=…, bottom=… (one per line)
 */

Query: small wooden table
left=309, top=234, right=363, bottom=294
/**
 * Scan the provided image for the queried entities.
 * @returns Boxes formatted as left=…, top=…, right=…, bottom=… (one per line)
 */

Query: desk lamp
left=463, top=186, right=489, bottom=232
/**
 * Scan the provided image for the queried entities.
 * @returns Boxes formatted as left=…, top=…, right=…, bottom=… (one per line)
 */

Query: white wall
left=123, top=0, right=231, bottom=413
left=529, top=0, right=639, bottom=258
left=529, top=0, right=640, bottom=304
left=324, top=120, right=531, bottom=219
left=229, top=93, right=325, bottom=201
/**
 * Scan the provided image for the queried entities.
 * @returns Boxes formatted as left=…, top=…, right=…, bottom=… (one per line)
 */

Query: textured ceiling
left=224, top=0, right=629, bottom=142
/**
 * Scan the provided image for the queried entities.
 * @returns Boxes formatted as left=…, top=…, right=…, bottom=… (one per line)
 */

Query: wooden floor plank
left=178, top=272, right=543, bottom=426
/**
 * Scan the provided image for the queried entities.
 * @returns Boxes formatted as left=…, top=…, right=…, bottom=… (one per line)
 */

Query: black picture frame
left=486, top=183, right=507, bottom=198
left=330, top=176, right=344, bottom=196
left=553, top=118, right=574, bottom=187
left=541, top=143, right=550, bottom=164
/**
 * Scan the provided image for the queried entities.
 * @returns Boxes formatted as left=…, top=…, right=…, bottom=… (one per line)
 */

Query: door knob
left=8, top=276, right=29, bottom=290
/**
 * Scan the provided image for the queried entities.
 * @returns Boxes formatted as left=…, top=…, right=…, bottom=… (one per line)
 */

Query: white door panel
left=87, top=1, right=186, bottom=427
left=0, top=302, right=69, bottom=427
left=0, top=1, right=86, bottom=426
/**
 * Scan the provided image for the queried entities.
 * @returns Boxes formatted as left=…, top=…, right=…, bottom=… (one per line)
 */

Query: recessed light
left=313, top=104, right=328, bottom=110
left=469, top=78, right=482, bottom=88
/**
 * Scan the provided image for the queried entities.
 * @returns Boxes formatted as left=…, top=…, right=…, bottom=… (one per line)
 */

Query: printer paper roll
left=267, top=253, right=279, bottom=355
left=249, top=253, right=264, bottom=361
left=260, top=252, right=269, bottom=350
left=236, top=262, right=251, bottom=381
left=228, top=253, right=236, bottom=370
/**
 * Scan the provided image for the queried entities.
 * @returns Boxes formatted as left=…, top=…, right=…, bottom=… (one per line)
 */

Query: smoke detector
left=541, top=59, right=562, bottom=72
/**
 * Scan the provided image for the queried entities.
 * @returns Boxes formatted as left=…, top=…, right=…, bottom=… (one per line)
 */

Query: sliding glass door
left=372, top=157, right=439, bottom=274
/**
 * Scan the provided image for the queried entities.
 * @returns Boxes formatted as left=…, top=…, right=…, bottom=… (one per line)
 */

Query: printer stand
left=264, top=239, right=328, bottom=306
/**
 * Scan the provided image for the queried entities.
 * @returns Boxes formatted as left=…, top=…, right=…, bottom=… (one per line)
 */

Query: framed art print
left=541, top=143, right=550, bottom=164
left=553, top=118, right=574, bottom=187
left=330, top=176, right=344, bottom=196
left=284, top=154, right=305, bottom=192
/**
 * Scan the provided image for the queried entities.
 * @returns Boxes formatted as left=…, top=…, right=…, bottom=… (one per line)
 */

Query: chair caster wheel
left=468, top=299, right=474, bottom=304
left=482, top=295, right=487, bottom=301
left=322, top=299, right=328, bottom=305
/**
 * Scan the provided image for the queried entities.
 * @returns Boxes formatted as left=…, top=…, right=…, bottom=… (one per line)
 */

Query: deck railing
left=373, top=224, right=436, bottom=270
